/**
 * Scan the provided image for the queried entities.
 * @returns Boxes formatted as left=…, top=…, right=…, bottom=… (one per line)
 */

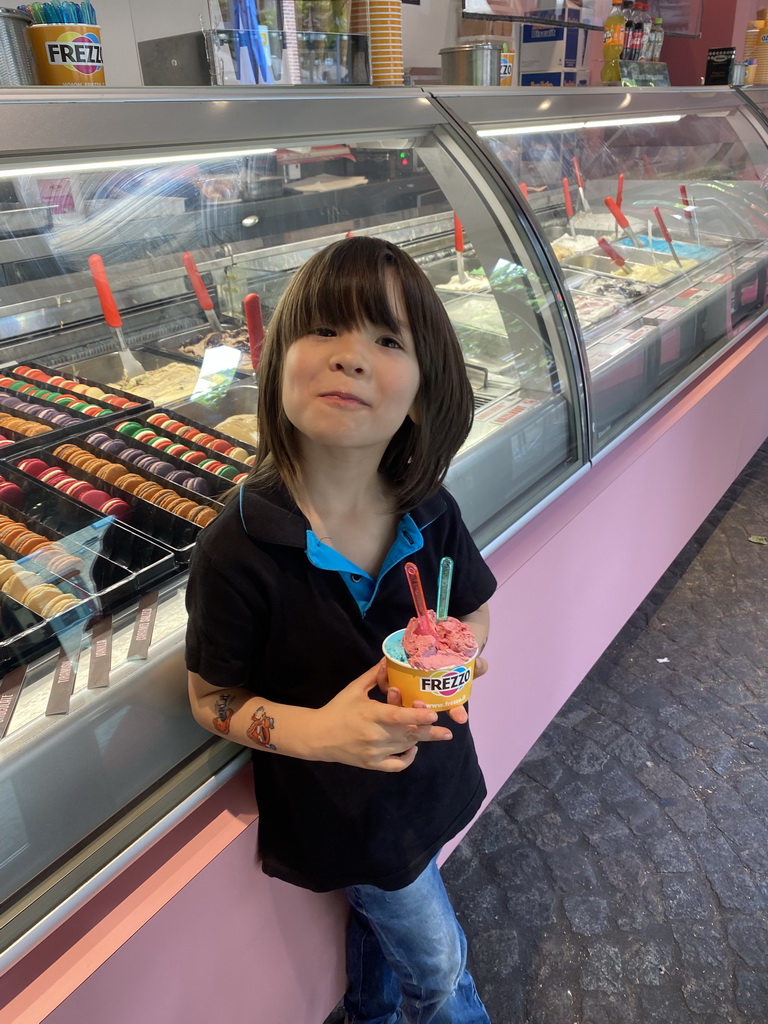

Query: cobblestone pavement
left=442, top=442, right=768, bottom=1024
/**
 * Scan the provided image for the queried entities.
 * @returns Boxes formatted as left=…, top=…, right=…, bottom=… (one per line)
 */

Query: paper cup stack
left=368, top=0, right=403, bottom=86
left=753, top=22, right=768, bottom=85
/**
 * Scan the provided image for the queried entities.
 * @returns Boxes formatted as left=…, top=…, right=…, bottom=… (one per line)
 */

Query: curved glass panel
left=449, top=87, right=768, bottom=450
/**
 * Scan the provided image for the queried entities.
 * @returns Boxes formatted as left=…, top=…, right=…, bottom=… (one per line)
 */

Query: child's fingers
left=447, top=704, right=469, bottom=725
left=473, top=656, right=488, bottom=679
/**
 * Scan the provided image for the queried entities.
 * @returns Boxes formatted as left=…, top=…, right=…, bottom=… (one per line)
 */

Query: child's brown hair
left=245, top=235, right=473, bottom=512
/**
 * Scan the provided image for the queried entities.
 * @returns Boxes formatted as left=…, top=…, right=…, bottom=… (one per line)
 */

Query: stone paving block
left=670, top=919, right=728, bottom=970
left=735, top=968, right=768, bottom=1018
left=544, top=846, right=599, bottom=893
left=560, top=737, right=610, bottom=776
left=638, top=986, right=698, bottom=1024
left=604, top=730, right=654, bottom=769
left=661, top=875, right=714, bottom=921
left=562, top=895, right=609, bottom=936
left=727, top=918, right=768, bottom=968
left=553, top=778, right=601, bottom=821
left=579, top=940, right=623, bottom=994
left=650, top=728, right=697, bottom=764
left=641, top=831, right=695, bottom=872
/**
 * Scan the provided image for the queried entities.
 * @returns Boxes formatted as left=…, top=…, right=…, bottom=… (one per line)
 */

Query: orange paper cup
left=28, top=23, right=105, bottom=85
left=382, top=629, right=476, bottom=710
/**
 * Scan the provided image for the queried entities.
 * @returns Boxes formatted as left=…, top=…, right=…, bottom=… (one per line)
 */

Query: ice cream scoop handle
left=182, top=251, right=214, bottom=311
left=573, top=158, right=584, bottom=190
left=605, top=196, right=628, bottom=229
left=88, top=254, right=122, bottom=329
left=562, top=178, right=574, bottom=219
left=653, top=206, right=672, bottom=244
left=453, top=213, right=464, bottom=253
left=598, top=237, right=625, bottom=267
left=244, top=292, right=264, bottom=369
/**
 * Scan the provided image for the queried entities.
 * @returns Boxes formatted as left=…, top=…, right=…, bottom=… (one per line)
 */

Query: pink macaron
left=17, top=458, right=50, bottom=478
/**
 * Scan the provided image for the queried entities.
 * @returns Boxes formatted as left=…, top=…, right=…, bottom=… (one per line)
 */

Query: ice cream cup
left=382, top=628, right=476, bottom=710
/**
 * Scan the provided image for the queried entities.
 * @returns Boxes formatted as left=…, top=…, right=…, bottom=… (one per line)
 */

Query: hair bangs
left=284, top=243, right=403, bottom=340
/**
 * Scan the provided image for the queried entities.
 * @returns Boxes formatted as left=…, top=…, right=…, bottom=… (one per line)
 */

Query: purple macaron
left=185, top=475, right=211, bottom=496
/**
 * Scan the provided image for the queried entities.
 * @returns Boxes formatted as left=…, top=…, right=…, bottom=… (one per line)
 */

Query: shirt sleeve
left=185, top=541, right=269, bottom=691
left=440, top=490, right=497, bottom=618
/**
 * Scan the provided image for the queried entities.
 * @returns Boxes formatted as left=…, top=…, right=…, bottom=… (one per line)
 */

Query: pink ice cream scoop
left=403, top=610, right=477, bottom=671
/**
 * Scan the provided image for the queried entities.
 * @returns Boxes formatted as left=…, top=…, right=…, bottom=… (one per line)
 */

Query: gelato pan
left=110, top=363, right=202, bottom=405
left=178, top=327, right=253, bottom=369
left=550, top=233, right=599, bottom=261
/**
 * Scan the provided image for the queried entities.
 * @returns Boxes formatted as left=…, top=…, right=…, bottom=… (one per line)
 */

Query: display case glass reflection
left=477, top=96, right=768, bottom=447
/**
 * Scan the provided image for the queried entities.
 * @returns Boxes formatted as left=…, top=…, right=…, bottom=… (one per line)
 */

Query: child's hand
left=312, top=660, right=454, bottom=772
left=386, top=655, right=489, bottom=726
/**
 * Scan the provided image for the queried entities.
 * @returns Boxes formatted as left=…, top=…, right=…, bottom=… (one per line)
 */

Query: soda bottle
left=634, top=2, right=652, bottom=60
left=648, top=16, right=664, bottom=62
left=621, top=0, right=635, bottom=59
left=601, top=0, right=625, bottom=84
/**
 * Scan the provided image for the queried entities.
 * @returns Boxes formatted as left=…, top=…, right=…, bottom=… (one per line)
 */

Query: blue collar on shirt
left=306, top=513, right=425, bottom=615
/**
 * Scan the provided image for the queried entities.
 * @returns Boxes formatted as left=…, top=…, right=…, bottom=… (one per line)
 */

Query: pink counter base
left=5, top=323, right=768, bottom=1024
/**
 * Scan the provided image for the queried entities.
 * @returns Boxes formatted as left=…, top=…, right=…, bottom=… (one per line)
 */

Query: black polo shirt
left=185, top=480, right=497, bottom=892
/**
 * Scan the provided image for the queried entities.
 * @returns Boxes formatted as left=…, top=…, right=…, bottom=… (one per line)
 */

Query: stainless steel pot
left=439, top=43, right=502, bottom=86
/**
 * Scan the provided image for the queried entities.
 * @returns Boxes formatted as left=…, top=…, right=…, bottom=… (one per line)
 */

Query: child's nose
left=331, top=333, right=368, bottom=375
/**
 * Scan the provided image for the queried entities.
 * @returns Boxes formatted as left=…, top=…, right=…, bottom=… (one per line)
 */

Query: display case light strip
left=478, top=114, right=680, bottom=138
left=0, top=147, right=277, bottom=179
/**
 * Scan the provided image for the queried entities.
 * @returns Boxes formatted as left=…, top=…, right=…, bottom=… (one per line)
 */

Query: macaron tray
left=0, top=466, right=176, bottom=667
left=0, top=361, right=152, bottom=455
left=140, top=407, right=259, bottom=467
left=5, top=441, right=221, bottom=561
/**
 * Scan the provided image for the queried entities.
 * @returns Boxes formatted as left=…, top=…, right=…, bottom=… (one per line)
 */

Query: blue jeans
left=343, top=857, right=491, bottom=1024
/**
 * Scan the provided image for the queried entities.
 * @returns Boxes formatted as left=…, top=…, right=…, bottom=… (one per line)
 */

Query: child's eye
left=378, top=336, right=403, bottom=350
left=313, top=327, right=337, bottom=338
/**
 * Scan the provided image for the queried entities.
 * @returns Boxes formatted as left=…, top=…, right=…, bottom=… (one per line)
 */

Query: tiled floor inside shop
left=326, top=440, right=768, bottom=1024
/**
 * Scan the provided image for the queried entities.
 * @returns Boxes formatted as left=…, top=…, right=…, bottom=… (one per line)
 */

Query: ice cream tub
left=382, top=627, right=477, bottom=710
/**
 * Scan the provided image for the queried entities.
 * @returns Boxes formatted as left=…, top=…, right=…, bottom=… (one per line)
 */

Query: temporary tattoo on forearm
left=246, top=705, right=277, bottom=750
left=213, top=693, right=234, bottom=734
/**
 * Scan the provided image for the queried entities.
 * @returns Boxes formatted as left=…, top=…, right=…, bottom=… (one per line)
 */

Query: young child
left=186, top=235, right=496, bottom=1024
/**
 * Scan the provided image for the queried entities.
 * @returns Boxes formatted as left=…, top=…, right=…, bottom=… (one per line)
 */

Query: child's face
left=281, top=275, right=420, bottom=460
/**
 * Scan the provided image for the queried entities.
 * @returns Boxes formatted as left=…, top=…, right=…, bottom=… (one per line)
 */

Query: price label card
left=0, top=666, right=26, bottom=738
left=127, top=591, right=159, bottom=661
left=88, top=614, right=113, bottom=688
left=46, top=647, right=80, bottom=716
left=645, top=306, right=680, bottom=323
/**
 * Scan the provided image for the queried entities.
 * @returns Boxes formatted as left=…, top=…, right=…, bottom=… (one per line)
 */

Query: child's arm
left=188, top=661, right=455, bottom=773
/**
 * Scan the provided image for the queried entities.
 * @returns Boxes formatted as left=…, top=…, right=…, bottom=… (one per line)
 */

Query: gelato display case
left=436, top=85, right=768, bottom=450
left=2, top=82, right=768, bottom=959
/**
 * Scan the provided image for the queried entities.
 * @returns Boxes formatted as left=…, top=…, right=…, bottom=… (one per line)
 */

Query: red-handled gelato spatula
left=653, top=205, right=684, bottom=270
left=562, top=178, right=576, bottom=238
left=243, top=293, right=264, bottom=371
left=573, top=157, right=591, bottom=214
left=616, top=173, right=624, bottom=210
left=679, top=185, right=699, bottom=243
left=597, top=236, right=628, bottom=274
left=605, top=196, right=643, bottom=249
left=87, top=254, right=144, bottom=378
left=453, top=213, right=466, bottom=284
left=182, top=251, right=222, bottom=333
left=520, top=181, right=529, bottom=201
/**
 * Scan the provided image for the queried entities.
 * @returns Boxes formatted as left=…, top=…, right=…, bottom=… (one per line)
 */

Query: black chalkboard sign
left=619, top=60, right=671, bottom=87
